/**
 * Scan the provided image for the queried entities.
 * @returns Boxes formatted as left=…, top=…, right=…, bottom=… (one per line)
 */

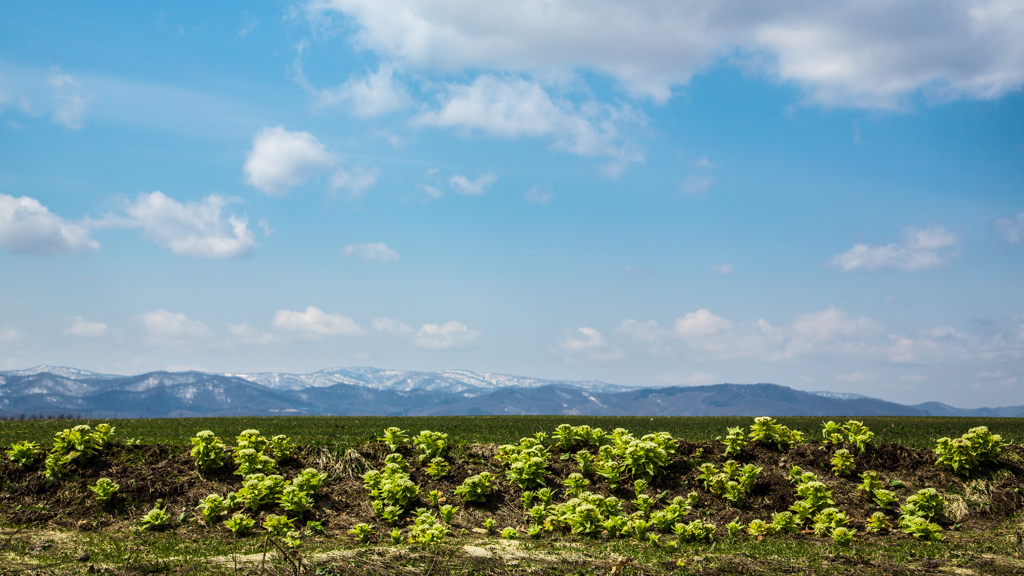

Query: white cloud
left=449, top=172, right=497, bottom=195
left=617, top=319, right=663, bottom=342
left=413, top=321, right=481, bottom=349
left=48, top=73, right=86, bottom=129
left=834, top=372, right=879, bottom=384
left=560, top=327, right=608, bottom=353
left=330, top=166, right=381, bottom=198
left=790, top=307, right=882, bottom=342
left=65, top=316, right=108, bottom=337
left=0, top=193, right=99, bottom=255
left=413, top=75, right=644, bottom=165
left=272, top=306, right=366, bottom=338
left=525, top=184, right=552, bottom=204
left=418, top=184, right=444, bottom=199
left=682, top=174, right=713, bottom=195
left=140, top=310, right=212, bottom=349
left=995, top=212, right=1024, bottom=244
left=711, top=263, right=734, bottom=275
left=317, top=64, right=410, bottom=117
left=96, top=192, right=256, bottom=258
left=244, top=126, right=336, bottom=195
left=830, top=226, right=959, bottom=272
left=226, top=323, right=280, bottom=345
left=343, top=242, right=400, bottom=262
left=674, top=309, right=733, bottom=337
left=372, top=317, right=414, bottom=335
left=309, top=0, right=1024, bottom=108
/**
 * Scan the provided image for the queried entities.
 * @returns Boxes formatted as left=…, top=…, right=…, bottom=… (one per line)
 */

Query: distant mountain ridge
left=1, top=366, right=1021, bottom=419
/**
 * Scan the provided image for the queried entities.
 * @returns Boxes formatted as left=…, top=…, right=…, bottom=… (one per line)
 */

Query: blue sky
left=1, top=0, right=1022, bottom=407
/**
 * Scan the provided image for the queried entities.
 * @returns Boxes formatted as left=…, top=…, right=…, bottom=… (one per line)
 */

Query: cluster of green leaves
left=496, top=436, right=551, bottom=489
left=552, top=424, right=607, bottom=449
left=934, top=426, right=1006, bottom=475
left=697, top=460, right=761, bottom=504
left=748, top=417, right=803, bottom=451
left=425, top=457, right=450, bottom=479
left=544, top=491, right=626, bottom=535
left=363, top=455, right=421, bottom=523
left=89, top=477, right=119, bottom=505
left=6, top=440, right=43, bottom=466
left=231, top=429, right=280, bottom=476
left=45, top=423, right=115, bottom=481
left=898, top=488, right=945, bottom=540
left=224, top=513, right=256, bottom=535
left=406, top=509, right=449, bottom=545
left=720, top=426, right=747, bottom=456
left=412, top=430, right=448, bottom=463
left=454, top=472, right=495, bottom=503
left=787, top=466, right=836, bottom=526
left=139, top=501, right=170, bottom=531
left=190, top=431, right=227, bottom=471
left=822, top=420, right=875, bottom=451
left=830, top=449, right=855, bottom=476
left=811, top=507, right=850, bottom=537
left=672, top=519, right=716, bottom=543
left=348, top=523, right=375, bottom=543
left=380, top=427, right=410, bottom=451
left=263, top=514, right=302, bottom=547
left=856, top=471, right=898, bottom=509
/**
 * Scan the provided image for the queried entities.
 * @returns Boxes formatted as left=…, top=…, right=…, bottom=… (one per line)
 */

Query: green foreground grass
left=3, top=415, right=1024, bottom=575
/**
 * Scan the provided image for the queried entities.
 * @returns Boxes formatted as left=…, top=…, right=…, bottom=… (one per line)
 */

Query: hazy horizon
left=0, top=1, right=1022, bottom=409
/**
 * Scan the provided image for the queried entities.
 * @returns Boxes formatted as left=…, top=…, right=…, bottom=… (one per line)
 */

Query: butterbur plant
left=564, top=473, right=590, bottom=497
left=196, top=494, right=228, bottom=523
left=831, top=449, right=855, bottom=476
left=429, top=490, right=442, bottom=507
left=484, top=517, right=497, bottom=533
left=426, top=457, right=451, bottom=479
left=866, top=512, right=891, bottom=533
left=89, top=478, right=119, bottom=505
left=831, top=527, right=856, bottom=547
left=746, top=519, right=770, bottom=537
left=292, top=468, right=327, bottom=493
left=6, top=441, right=42, bottom=467
left=900, top=516, right=943, bottom=540
left=224, top=513, right=256, bottom=536
left=595, top=458, right=626, bottom=490
left=263, top=514, right=295, bottom=539
left=455, top=472, right=495, bottom=503
left=349, top=523, right=375, bottom=543
left=189, top=431, right=226, bottom=472
left=574, top=450, right=595, bottom=475
left=500, top=527, right=518, bottom=539
left=269, top=435, right=295, bottom=460
left=726, top=518, right=744, bottom=539
left=748, top=417, right=803, bottom=451
left=934, top=426, right=1006, bottom=475
left=722, top=426, right=747, bottom=456
left=381, top=427, right=410, bottom=452
left=413, top=430, right=448, bottom=463
left=439, top=504, right=458, bottom=524
left=233, top=448, right=276, bottom=476
left=140, top=504, right=170, bottom=530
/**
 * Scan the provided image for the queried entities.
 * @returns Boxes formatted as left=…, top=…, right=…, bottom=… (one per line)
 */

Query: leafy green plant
left=574, top=450, right=595, bottom=475
left=497, top=437, right=550, bottom=489
left=380, top=427, right=410, bottom=452
left=536, top=487, right=555, bottom=506
left=237, top=473, right=287, bottom=511
left=622, top=433, right=677, bottom=482
left=413, top=430, right=448, bottom=463
left=900, top=516, right=943, bottom=540
left=500, top=527, right=518, bottom=539
left=428, top=490, right=442, bottom=507
left=363, top=462, right=421, bottom=514
left=269, top=435, right=295, bottom=460
left=6, top=441, right=42, bottom=467
left=631, top=494, right=657, bottom=516
left=564, top=472, right=591, bottom=497
left=89, top=477, right=119, bottom=505
left=196, top=494, right=229, bottom=523
left=830, top=449, right=855, bottom=476
left=278, top=485, right=313, bottom=515
left=812, top=508, right=849, bottom=537
left=292, top=468, right=327, bottom=493
left=389, top=528, right=403, bottom=544
left=746, top=519, right=770, bottom=537
left=722, top=426, right=747, bottom=456
left=234, top=429, right=268, bottom=453
left=455, top=472, right=495, bottom=503
left=189, top=431, right=227, bottom=471
left=726, top=518, right=744, bottom=539
left=934, top=426, right=1006, bottom=475
left=844, top=421, right=874, bottom=451
left=484, top=517, right=496, bottom=533
left=595, top=458, right=626, bottom=490
left=857, top=471, right=882, bottom=496
left=901, top=488, right=945, bottom=521
left=822, top=421, right=845, bottom=445
left=697, top=460, right=760, bottom=504
left=528, top=524, right=544, bottom=538
left=866, top=512, right=891, bottom=533
left=425, top=457, right=450, bottom=479
left=305, top=520, right=324, bottom=534
left=673, top=519, right=715, bottom=542
left=263, top=514, right=295, bottom=539
left=349, top=523, right=375, bottom=543
left=872, top=489, right=898, bottom=509
left=650, top=496, right=692, bottom=531
left=224, top=513, right=256, bottom=535
left=439, top=504, right=458, bottom=524
left=140, top=504, right=170, bottom=531
left=770, top=511, right=798, bottom=534
left=748, top=417, right=803, bottom=451
left=831, top=526, right=856, bottom=547
left=233, top=448, right=276, bottom=476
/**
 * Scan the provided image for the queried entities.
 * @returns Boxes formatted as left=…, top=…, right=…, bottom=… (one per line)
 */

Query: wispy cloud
left=449, top=172, right=497, bottom=195
left=995, top=212, right=1024, bottom=245
left=66, top=316, right=108, bottom=337
left=829, top=226, right=959, bottom=272
left=271, top=306, right=366, bottom=339
left=343, top=242, right=399, bottom=262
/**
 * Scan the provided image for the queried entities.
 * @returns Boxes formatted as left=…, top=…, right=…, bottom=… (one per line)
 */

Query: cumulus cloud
left=449, top=172, right=497, bottom=195
left=330, top=167, right=381, bottom=198
left=413, top=321, right=481, bottom=349
left=226, top=323, right=281, bottom=345
left=558, top=327, right=626, bottom=360
left=995, top=212, right=1024, bottom=244
left=617, top=319, right=663, bottom=342
left=343, top=242, right=399, bottom=262
left=272, top=306, right=366, bottom=338
left=140, top=310, right=212, bottom=349
left=372, top=317, right=414, bottom=335
left=413, top=75, right=645, bottom=165
left=829, top=226, right=959, bottom=272
left=48, top=73, right=86, bottom=129
left=317, top=64, right=410, bottom=117
left=65, top=316, right=108, bottom=337
left=94, top=192, right=256, bottom=258
left=0, top=193, right=99, bottom=255
left=244, top=126, right=336, bottom=195
left=307, top=0, right=1024, bottom=108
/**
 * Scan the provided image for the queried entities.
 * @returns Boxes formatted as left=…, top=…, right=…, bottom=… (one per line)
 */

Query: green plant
left=822, top=421, right=845, bottom=445
left=748, top=417, right=803, bottom=451
left=697, top=460, right=760, bottom=504
left=934, top=426, right=1006, bottom=475
left=770, top=511, right=798, bottom=534
left=233, top=448, right=276, bottom=476
left=389, top=528, right=403, bottom=544
left=595, top=458, right=626, bottom=490
left=528, top=524, right=543, bottom=538
left=237, top=473, right=287, bottom=511
left=413, top=430, right=448, bottom=463
left=349, top=523, right=375, bottom=544
left=812, top=508, right=849, bottom=537
left=439, top=504, right=458, bottom=524
left=746, top=519, right=770, bottom=537
left=830, top=449, right=855, bottom=476
left=844, top=421, right=874, bottom=451
left=292, top=468, right=327, bottom=493
left=278, top=485, right=313, bottom=515
left=408, top=510, right=448, bottom=545
left=872, top=489, right=898, bottom=509
left=269, top=434, right=295, bottom=460
left=484, top=517, right=497, bottom=533
left=574, top=450, right=595, bottom=475
left=536, top=487, right=555, bottom=506
left=234, top=429, right=268, bottom=453
left=650, top=496, right=692, bottom=531
left=857, top=471, right=882, bottom=496
left=622, top=433, right=676, bottom=482
left=263, top=514, right=295, bottom=539
left=866, top=512, right=891, bottom=533
left=6, top=441, right=42, bottom=466
left=89, top=477, right=119, bottom=505
left=425, top=457, right=451, bottom=479
left=380, top=427, right=410, bottom=452
left=564, top=473, right=591, bottom=497
left=901, top=488, right=945, bottom=521
left=384, top=453, right=409, bottom=472
left=196, top=494, right=229, bottom=523
left=673, top=519, right=715, bottom=542
left=455, top=472, right=495, bottom=503
left=497, top=437, right=550, bottom=489
left=831, top=526, right=856, bottom=547
left=722, top=426, right=747, bottom=456
left=629, top=518, right=651, bottom=539
left=224, top=513, right=256, bottom=535
left=500, top=527, right=518, bottom=539
left=726, top=518, right=744, bottom=538
left=306, top=520, right=324, bottom=534
left=190, top=431, right=227, bottom=471
left=900, top=516, right=943, bottom=540
left=631, top=494, right=657, bottom=516
left=140, top=504, right=170, bottom=530
left=428, top=490, right=442, bottom=507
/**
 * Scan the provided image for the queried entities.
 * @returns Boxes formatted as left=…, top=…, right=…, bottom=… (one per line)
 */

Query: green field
left=4, top=414, right=1024, bottom=450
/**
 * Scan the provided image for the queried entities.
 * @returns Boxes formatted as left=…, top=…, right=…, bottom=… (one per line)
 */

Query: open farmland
left=2, top=416, right=1024, bottom=575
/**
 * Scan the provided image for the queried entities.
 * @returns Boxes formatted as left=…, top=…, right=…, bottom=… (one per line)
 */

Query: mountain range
left=0, top=365, right=1020, bottom=419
